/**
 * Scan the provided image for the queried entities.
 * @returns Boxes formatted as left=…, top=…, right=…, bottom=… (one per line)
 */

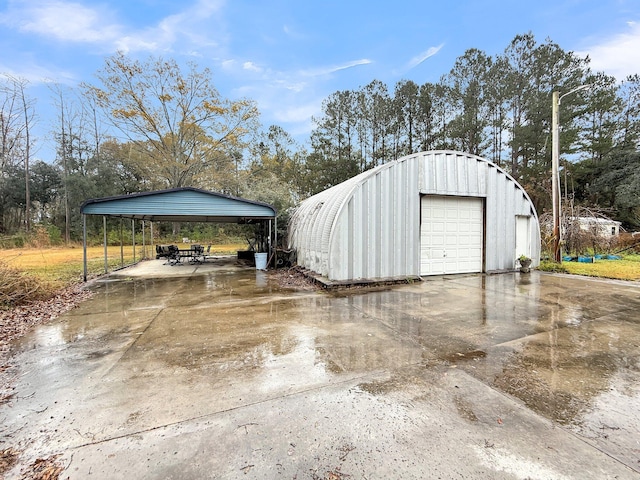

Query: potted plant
left=518, top=254, right=532, bottom=273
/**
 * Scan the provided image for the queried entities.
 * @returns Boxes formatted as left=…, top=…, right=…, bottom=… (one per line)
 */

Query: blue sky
left=1, top=0, right=639, bottom=163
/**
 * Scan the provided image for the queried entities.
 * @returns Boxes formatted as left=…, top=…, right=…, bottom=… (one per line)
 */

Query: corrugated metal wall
left=289, top=150, right=540, bottom=282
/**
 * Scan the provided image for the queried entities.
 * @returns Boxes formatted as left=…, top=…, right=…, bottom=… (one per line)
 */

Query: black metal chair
left=189, top=245, right=204, bottom=264
left=156, top=245, right=172, bottom=259
left=167, top=245, right=181, bottom=266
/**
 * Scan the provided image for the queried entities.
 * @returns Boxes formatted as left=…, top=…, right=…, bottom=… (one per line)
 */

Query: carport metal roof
left=80, top=187, right=277, bottom=281
left=80, top=187, right=277, bottom=223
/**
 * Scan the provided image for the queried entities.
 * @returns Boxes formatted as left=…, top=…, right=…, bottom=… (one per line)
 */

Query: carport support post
left=142, top=220, right=146, bottom=260
left=132, top=219, right=136, bottom=263
left=103, top=216, right=108, bottom=274
left=120, top=218, right=124, bottom=268
left=150, top=222, right=154, bottom=259
left=82, top=214, right=87, bottom=282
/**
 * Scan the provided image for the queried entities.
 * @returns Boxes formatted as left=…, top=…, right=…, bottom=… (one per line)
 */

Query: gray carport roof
left=80, top=187, right=277, bottom=281
left=80, top=187, right=277, bottom=223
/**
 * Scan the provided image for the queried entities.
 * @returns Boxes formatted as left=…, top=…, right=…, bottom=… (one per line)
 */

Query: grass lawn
left=3, top=244, right=639, bottom=289
left=0, top=242, right=246, bottom=287
left=542, top=254, right=640, bottom=281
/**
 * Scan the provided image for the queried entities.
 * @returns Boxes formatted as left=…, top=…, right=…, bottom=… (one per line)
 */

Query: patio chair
left=156, top=245, right=172, bottom=259
left=189, top=244, right=204, bottom=264
left=167, top=245, right=181, bottom=266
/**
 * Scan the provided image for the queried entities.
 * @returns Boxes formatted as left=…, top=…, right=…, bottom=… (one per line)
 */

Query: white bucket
left=254, top=252, right=268, bottom=270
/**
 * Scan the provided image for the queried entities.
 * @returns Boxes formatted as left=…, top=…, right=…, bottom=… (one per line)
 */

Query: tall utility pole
left=551, top=92, right=561, bottom=263
left=551, top=84, right=591, bottom=263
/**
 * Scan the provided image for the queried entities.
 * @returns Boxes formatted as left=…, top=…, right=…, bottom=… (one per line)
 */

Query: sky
left=1, top=0, right=639, bottom=163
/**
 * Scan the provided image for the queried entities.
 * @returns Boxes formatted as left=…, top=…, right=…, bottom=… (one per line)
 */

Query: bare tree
left=50, top=83, right=75, bottom=244
left=0, top=75, right=36, bottom=233
left=16, top=77, right=36, bottom=232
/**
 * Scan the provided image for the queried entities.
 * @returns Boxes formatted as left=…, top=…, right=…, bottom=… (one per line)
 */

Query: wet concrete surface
left=1, top=258, right=639, bottom=479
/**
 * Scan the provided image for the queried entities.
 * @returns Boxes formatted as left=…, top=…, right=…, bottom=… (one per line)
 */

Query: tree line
left=308, top=33, right=640, bottom=224
left=0, top=32, right=639, bottom=245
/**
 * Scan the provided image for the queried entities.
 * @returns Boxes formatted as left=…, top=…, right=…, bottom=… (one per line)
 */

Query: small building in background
left=288, top=150, right=540, bottom=283
left=574, top=216, right=622, bottom=237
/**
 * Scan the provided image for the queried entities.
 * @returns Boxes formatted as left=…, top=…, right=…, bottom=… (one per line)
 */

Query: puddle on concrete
left=463, top=317, right=640, bottom=425
left=2, top=270, right=639, bottom=473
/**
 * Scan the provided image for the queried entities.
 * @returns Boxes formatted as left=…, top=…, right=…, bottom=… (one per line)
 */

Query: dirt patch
left=269, top=267, right=320, bottom=291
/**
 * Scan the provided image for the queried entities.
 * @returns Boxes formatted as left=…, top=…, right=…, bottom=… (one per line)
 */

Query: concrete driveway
left=1, top=258, right=639, bottom=479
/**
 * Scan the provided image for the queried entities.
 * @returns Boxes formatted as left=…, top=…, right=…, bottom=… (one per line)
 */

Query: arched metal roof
left=81, top=187, right=276, bottom=223
left=289, top=150, right=541, bottom=281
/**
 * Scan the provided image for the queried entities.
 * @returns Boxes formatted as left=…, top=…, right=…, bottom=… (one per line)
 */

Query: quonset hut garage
left=289, top=150, right=540, bottom=283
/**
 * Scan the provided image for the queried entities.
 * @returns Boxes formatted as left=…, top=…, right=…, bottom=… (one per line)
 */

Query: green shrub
left=47, top=225, right=63, bottom=245
left=537, top=260, right=569, bottom=274
left=0, top=233, right=27, bottom=248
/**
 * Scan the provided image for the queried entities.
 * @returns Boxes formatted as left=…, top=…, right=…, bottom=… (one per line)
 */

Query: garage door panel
left=420, top=196, right=483, bottom=275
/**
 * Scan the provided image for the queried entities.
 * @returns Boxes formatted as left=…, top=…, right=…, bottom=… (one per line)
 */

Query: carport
left=80, top=187, right=277, bottom=281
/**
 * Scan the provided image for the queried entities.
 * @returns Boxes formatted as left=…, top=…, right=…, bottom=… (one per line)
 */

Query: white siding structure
left=289, top=150, right=540, bottom=282
left=574, top=216, right=621, bottom=237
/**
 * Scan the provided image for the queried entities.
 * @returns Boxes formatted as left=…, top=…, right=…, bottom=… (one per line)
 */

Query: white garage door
left=420, top=196, right=483, bottom=275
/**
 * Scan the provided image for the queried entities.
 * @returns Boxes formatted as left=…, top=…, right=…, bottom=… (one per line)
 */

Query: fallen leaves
left=0, top=448, right=20, bottom=475
left=0, top=284, right=93, bottom=361
left=270, top=267, right=318, bottom=291
left=20, top=455, right=64, bottom=480
left=1, top=448, right=65, bottom=479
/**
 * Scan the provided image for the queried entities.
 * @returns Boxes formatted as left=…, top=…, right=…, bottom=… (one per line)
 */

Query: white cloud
left=5, top=0, right=121, bottom=43
left=0, top=0, right=225, bottom=54
left=243, top=61, right=262, bottom=72
left=281, top=82, right=306, bottom=93
left=222, top=56, right=373, bottom=142
left=299, top=59, right=372, bottom=77
left=150, top=0, right=223, bottom=49
left=407, top=44, right=444, bottom=69
left=273, top=102, right=320, bottom=124
left=282, top=24, right=305, bottom=40
left=221, top=59, right=236, bottom=70
left=579, top=21, right=640, bottom=79
left=0, top=61, right=75, bottom=85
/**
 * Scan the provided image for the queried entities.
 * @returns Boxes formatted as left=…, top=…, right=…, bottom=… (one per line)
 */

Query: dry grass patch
left=0, top=243, right=247, bottom=287
left=0, top=260, right=53, bottom=309
left=0, top=245, right=138, bottom=286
